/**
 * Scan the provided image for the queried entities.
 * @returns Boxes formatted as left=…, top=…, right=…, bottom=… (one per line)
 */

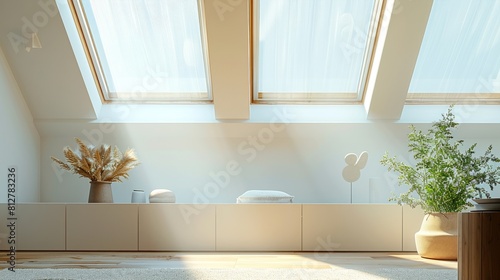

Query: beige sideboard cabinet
left=0, top=203, right=424, bottom=252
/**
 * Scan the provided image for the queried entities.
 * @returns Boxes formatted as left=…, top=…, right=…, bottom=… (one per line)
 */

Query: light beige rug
left=0, top=267, right=457, bottom=280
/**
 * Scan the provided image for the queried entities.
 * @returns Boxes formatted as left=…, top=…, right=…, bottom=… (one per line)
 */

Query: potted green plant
left=51, top=138, right=140, bottom=203
left=380, top=106, right=500, bottom=260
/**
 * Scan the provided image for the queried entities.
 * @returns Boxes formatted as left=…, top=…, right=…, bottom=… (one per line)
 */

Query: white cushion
left=236, top=190, right=294, bottom=203
left=149, top=189, right=176, bottom=203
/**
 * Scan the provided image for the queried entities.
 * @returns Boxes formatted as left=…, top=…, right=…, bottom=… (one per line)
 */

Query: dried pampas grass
left=51, top=138, right=140, bottom=182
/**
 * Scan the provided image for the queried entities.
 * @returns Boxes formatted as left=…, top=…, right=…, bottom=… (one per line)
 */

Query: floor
left=0, top=251, right=457, bottom=270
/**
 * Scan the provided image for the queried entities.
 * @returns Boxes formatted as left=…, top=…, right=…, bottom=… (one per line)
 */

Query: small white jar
left=131, top=189, right=146, bottom=203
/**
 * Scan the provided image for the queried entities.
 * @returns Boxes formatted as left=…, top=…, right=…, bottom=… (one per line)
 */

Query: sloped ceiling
left=5, top=0, right=495, bottom=124
left=0, top=0, right=96, bottom=120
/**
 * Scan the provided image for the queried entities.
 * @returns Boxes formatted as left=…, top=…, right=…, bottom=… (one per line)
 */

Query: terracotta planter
left=88, top=181, right=113, bottom=203
left=415, top=212, right=457, bottom=260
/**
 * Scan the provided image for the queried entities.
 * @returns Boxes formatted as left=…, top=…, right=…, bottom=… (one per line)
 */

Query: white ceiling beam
left=364, top=0, right=434, bottom=120
left=202, top=0, right=251, bottom=120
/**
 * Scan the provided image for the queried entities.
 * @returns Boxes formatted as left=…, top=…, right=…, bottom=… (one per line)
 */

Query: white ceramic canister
left=131, top=189, right=146, bottom=203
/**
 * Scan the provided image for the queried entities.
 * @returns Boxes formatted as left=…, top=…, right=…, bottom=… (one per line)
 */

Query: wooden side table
left=458, top=211, right=500, bottom=280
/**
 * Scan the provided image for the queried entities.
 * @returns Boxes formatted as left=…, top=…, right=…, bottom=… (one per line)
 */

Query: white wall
left=0, top=47, right=40, bottom=202
left=39, top=119, right=500, bottom=204
left=1, top=0, right=498, bottom=205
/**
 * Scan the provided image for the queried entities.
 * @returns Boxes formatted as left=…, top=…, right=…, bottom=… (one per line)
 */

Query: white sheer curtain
left=409, top=0, right=500, bottom=94
left=83, top=0, right=208, bottom=97
left=257, top=0, right=376, bottom=96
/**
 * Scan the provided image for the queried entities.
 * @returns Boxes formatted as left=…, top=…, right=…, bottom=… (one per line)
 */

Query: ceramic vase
left=88, top=181, right=113, bottom=203
left=131, top=189, right=146, bottom=203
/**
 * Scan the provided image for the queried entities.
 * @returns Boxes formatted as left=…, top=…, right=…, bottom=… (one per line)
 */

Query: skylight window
left=254, top=0, right=382, bottom=103
left=408, top=0, right=500, bottom=102
left=74, top=0, right=210, bottom=102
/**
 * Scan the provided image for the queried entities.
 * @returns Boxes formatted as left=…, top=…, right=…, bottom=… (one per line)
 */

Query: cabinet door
left=216, top=204, right=302, bottom=251
left=402, top=205, right=424, bottom=251
left=303, top=204, right=402, bottom=251
left=66, top=204, right=138, bottom=251
left=139, top=204, right=216, bottom=251
left=0, top=204, right=66, bottom=250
